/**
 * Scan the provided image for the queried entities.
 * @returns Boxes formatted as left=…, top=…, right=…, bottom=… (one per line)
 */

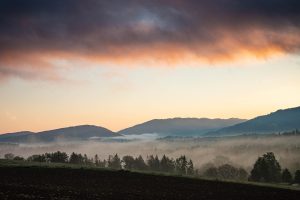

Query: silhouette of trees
left=4, top=153, right=14, bottom=160
left=134, top=155, right=148, bottom=170
left=123, top=155, right=135, bottom=170
left=13, top=156, right=24, bottom=161
left=12, top=150, right=297, bottom=185
left=282, top=168, right=293, bottom=183
left=27, top=154, right=47, bottom=162
left=204, top=166, right=218, bottom=178
left=250, top=152, right=281, bottom=182
left=294, top=170, right=300, bottom=184
left=160, top=155, right=175, bottom=173
left=218, top=164, right=239, bottom=180
left=187, top=159, right=194, bottom=175
left=45, top=151, right=68, bottom=163
left=3, top=153, right=24, bottom=161
left=83, top=154, right=93, bottom=165
left=147, top=155, right=160, bottom=171
left=203, top=164, right=248, bottom=181
left=94, top=154, right=99, bottom=166
left=175, top=155, right=188, bottom=174
left=108, top=154, right=122, bottom=169
left=69, top=152, right=84, bottom=164
left=238, top=168, right=248, bottom=180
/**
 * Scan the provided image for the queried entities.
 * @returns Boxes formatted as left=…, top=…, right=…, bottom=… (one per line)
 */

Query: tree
left=13, top=156, right=24, bottom=161
left=108, top=154, right=122, bottom=169
left=46, top=151, right=68, bottom=163
left=282, top=168, right=292, bottom=183
left=187, top=159, right=194, bottom=175
left=250, top=152, right=281, bottom=182
left=175, top=155, right=188, bottom=175
left=4, top=153, right=14, bottom=160
left=83, top=154, right=93, bottom=165
left=295, top=170, right=300, bottom=184
left=238, top=168, right=249, bottom=181
left=69, top=152, right=84, bottom=164
left=27, top=154, right=46, bottom=162
left=147, top=155, right=160, bottom=171
left=98, top=159, right=107, bottom=168
left=134, top=155, right=148, bottom=170
left=204, top=167, right=218, bottom=178
left=218, top=164, right=239, bottom=180
left=203, top=165, right=248, bottom=180
left=122, top=155, right=135, bottom=170
left=160, top=155, right=175, bottom=173
left=94, top=154, right=99, bottom=166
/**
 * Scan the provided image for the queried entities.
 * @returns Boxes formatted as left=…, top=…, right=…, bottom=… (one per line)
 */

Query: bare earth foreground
left=0, top=166, right=299, bottom=200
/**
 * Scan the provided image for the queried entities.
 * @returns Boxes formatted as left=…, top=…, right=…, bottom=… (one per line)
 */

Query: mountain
left=0, top=131, right=34, bottom=141
left=118, top=118, right=246, bottom=136
left=210, top=106, right=300, bottom=136
left=0, top=125, right=121, bottom=143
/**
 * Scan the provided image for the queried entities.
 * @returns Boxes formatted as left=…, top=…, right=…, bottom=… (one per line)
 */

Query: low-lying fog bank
left=1, top=134, right=300, bottom=172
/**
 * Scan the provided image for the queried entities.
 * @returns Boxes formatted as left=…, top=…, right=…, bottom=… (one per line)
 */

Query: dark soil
left=0, top=166, right=299, bottom=200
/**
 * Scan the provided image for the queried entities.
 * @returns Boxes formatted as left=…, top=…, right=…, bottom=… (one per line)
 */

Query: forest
left=4, top=151, right=300, bottom=184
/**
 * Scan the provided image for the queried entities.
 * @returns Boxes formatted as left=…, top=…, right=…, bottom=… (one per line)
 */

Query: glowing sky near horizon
left=0, top=0, right=300, bottom=133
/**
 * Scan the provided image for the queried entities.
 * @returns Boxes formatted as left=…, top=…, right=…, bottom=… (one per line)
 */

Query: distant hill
left=0, top=125, right=121, bottom=143
left=118, top=118, right=246, bottom=136
left=210, top=106, right=300, bottom=136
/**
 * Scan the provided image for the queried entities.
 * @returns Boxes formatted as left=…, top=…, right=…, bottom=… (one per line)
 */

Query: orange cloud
left=1, top=0, right=300, bottom=80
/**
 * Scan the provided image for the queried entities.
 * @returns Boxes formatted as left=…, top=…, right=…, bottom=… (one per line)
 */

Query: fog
left=1, top=134, right=300, bottom=172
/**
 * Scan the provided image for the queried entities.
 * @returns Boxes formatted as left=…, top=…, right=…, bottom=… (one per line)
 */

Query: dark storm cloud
left=0, top=0, right=300, bottom=79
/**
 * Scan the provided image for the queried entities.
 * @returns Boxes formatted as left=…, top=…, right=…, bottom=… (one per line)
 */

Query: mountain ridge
left=0, top=125, right=120, bottom=143
left=118, top=118, right=246, bottom=136
left=209, top=106, right=300, bottom=136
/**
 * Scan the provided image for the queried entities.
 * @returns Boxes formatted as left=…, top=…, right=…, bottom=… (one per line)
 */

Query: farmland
left=0, top=160, right=299, bottom=200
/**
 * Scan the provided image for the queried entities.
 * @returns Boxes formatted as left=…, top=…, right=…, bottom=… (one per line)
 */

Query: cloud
left=0, top=0, right=300, bottom=80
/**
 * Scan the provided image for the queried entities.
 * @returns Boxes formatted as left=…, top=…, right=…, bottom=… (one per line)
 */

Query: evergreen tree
left=69, top=152, right=84, bottom=164
left=134, top=155, right=147, bottom=170
left=187, top=159, right=194, bottom=175
left=175, top=155, right=188, bottom=175
left=250, top=152, right=281, bottom=182
left=94, top=154, right=99, bottom=166
left=108, top=154, right=122, bottom=169
left=160, top=155, right=175, bottom=173
left=98, top=159, right=107, bottom=168
left=282, top=168, right=292, bottom=183
left=147, top=155, right=160, bottom=171
left=122, top=155, right=135, bottom=170
left=46, top=151, right=68, bottom=163
left=295, top=170, right=300, bottom=184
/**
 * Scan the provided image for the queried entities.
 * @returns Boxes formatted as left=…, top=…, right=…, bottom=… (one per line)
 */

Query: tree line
left=3, top=151, right=300, bottom=184
left=4, top=152, right=194, bottom=175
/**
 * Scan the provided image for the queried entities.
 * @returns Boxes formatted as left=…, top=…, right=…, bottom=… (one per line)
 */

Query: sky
left=0, top=0, right=300, bottom=133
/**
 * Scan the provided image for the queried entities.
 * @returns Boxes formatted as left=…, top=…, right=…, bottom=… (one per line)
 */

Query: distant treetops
left=3, top=151, right=300, bottom=184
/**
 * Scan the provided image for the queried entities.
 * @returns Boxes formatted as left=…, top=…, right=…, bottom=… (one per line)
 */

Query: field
left=0, top=160, right=299, bottom=200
